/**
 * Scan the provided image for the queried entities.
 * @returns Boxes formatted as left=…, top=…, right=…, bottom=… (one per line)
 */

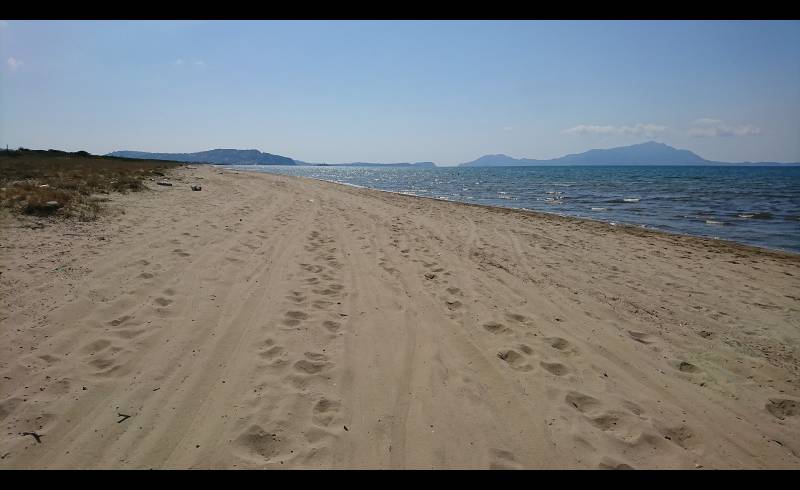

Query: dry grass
left=0, top=149, right=183, bottom=220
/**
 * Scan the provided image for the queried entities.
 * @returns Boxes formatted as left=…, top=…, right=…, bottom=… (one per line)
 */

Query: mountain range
left=458, top=141, right=796, bottom=167
left=106, top=142, right=798, bottom=167
left=107, top=149, right=295, bottom=166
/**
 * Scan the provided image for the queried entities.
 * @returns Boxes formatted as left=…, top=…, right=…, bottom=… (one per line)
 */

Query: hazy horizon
left=2, top=20, right=799, bottom=166
left=103, top=140, right=799, bottom=166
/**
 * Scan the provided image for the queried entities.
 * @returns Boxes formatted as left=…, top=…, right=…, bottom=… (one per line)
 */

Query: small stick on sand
left=20, top=432, right=43, bottom=444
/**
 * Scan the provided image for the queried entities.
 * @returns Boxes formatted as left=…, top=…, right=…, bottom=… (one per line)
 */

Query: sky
left=2, top=20, right=799, bottom=165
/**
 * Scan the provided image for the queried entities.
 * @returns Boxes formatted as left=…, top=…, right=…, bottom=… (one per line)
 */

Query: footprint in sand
left=115, top=328, right=146, bottom=339
left=628, top=331, right=656, bottom=344
left=312, top=398, right=341, bottom=427
left=565, top=391, right=602, bottom=414
left=671, top=360, right=701, bottom=374
left=497, top=349, right=533, bottom=372
left=653, top=421, right=700, bottom=450
left=445, top=300, right=462, bottom=311
left=505, top=313, right=527, bottom=323
left=765, top=398, right=798, bottom=420
left=304, top=352, right=328, bottom=362
left=322, top=320, right=341, bottom=333
left=488, top=448, right=523, bottom=469
left=234, top=425, right=292, bottom=462
left=259, top=345, right=284, bottom=359
left=154, top=297, right=172, bottom=307
left=621, top=400, right=645, bottom=416
left=108, top=315, right=132, bottom=327
left=36, top=354, right=60, bottom=366
left=287, top=292, right=307, bottom=304
left=294, top=359, right=329, bottom=374
left=597, top=457, right=634, bottom=470
left=483, top=322, right=509, bottom=334
left=540, top=361, right=570, bottom=376
left=544, top=337, right=572, bottom=352
left=88, top=356, right=124, bottom=376
left=587, top=411, right=629, bottom=431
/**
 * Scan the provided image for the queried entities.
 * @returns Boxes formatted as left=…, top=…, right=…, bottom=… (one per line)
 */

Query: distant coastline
left=106, top=142, right=800, bottom=168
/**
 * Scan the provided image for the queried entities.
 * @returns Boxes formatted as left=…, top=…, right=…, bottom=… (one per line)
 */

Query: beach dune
left=1, top=165, right=798, bottom=469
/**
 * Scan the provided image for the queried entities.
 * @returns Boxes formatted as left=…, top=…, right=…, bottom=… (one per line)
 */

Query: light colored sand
left=1, top=164, right=799, bottom=469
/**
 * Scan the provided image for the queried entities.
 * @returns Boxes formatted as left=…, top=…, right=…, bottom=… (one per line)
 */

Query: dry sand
left=1, top=165, right=798, bottom=469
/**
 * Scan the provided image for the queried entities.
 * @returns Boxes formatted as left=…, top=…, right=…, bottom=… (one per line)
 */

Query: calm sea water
left=229, top=165, right=800, bottom=254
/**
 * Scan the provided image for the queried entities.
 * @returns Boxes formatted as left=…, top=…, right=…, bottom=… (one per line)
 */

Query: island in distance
left=108, top=142, right=799, bottom=167
left=458, top=141, right=800, bottom=167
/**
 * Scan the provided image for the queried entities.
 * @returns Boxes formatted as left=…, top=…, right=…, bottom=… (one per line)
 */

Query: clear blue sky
left=2, top=20, right=799, bottom=165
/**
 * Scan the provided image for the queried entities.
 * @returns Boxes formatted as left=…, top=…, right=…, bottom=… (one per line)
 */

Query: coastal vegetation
left=0, top=149, right=182, bottom=220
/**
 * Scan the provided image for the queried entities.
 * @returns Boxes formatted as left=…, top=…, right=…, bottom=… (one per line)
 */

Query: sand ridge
left=1, top=165, right=798, bottom=469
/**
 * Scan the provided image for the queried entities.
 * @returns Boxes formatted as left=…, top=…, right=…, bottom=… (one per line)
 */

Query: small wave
left=737, top=212, right=774, bottom=220
left=606, top=198, right=639, bottom=203
left=591, top=207, right=606, bottom=211
left=705, top=220, right=727, bottom=225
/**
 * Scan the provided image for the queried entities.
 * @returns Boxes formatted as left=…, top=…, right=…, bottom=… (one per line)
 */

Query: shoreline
left=1, top=164, right=798, bottom=469
left=226, top=165, right=800, bottom=261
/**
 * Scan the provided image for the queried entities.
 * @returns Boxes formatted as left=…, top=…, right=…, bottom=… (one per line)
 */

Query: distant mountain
left=107, top=149, right=295, bottom=166
left=106, top=143, right=796, bottom=169
left=297, top=161, right=436, bottom=168
left=461, top=154, right=529, bottom=167
left=558, top=141, right=708, bottom=165
left=458, top=141, right=794, bottom=167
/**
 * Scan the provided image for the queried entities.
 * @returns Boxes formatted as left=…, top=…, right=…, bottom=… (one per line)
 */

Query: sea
left=227, top=165, right=800, bottom=254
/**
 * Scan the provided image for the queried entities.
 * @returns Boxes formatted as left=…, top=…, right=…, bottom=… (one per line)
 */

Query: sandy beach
left=1, top=164, right=798, bottom=469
